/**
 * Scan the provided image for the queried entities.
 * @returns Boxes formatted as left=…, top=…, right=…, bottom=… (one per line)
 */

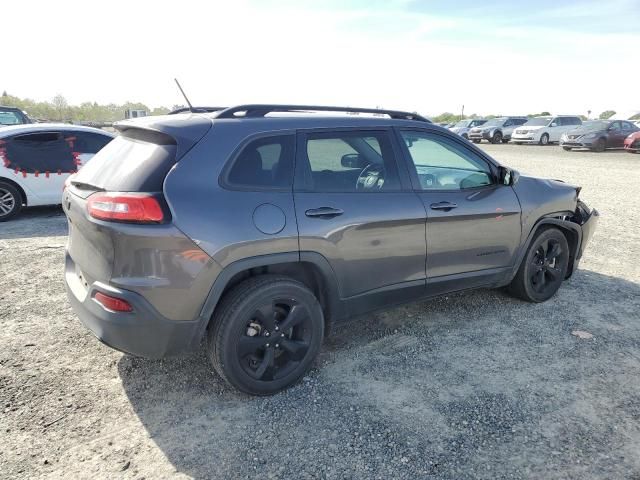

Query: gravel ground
left=1, top=145, right=639, bottom=479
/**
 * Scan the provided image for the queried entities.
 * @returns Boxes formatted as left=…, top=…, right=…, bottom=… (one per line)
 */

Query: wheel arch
left=0, top=176, right=27, bottom=206
left=194, top=252, right=342, bottom=345
left=510, top=214, right=582, bottom=282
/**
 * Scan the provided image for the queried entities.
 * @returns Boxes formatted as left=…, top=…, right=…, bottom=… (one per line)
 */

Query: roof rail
left=168, top=106, right=227, bottom=115
left=214, top=104, right=430, bottom=122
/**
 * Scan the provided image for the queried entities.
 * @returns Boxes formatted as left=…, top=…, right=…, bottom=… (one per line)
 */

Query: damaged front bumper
left=573, top=200, right=599, bottom=266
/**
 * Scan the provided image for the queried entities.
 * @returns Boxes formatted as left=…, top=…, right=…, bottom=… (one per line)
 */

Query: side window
left=0, top=110, right=22, bottom=125
left=3, top=132, right=78, bottom=174
left=610, top=121, right=622, bottom=132
left=622, top=121, right=635, bottom=131
left=552, top=118, right=562, bottom=126
left=572, top=117, right=582, bottom=126
left=226, top=135, right=295, bottom=189
left=400, top=131, right=494, bottom=190
left=301, top=131, right=401, bottom=192
left=503, top=119, right=513, bottom=127
left=71, top=132, right=113, bottom=154
left=517, top=118, right=528, bottom=126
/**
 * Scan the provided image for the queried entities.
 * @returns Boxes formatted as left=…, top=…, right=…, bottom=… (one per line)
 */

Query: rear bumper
left=65, top=252, right=201, bottom=358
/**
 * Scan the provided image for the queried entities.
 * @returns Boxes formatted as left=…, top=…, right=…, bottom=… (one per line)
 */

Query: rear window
left=72, top=130, right=176, bottom=191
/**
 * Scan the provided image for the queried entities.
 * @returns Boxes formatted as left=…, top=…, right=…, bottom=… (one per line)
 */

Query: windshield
left=453, top=120, right=470, bottom=128
left=483, top=118, right=505, bottom=127
left=524, top=117, right=552, bottom=127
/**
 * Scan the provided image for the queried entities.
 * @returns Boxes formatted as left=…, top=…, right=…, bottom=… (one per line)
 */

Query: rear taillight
left=87, top=193, right=164, bottom=223
left=94, top=292, right=133, bottom=312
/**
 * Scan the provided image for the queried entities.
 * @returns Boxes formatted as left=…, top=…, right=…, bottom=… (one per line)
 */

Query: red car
left=624, top=131, right=640, bottom=153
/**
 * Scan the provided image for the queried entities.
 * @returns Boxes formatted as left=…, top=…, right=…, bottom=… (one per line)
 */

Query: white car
left=511, top=116, right=582, bottom=145
left=0, top=124, right=114, bottom=221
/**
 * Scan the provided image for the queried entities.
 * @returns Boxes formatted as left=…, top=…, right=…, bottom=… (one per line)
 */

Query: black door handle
left=305, top=207, right=344, bottom=218
left=430, top=201, right=458, bottom=211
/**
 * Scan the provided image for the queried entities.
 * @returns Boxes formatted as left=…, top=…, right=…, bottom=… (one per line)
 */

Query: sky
left=3, top=0, right=639, bottom=117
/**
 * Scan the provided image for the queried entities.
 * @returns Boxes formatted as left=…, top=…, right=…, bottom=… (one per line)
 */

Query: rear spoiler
left=115, top=116, right=213, bottom=159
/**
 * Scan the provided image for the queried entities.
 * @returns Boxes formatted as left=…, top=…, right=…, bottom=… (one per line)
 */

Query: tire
left=513, top=142, right=522, bottom=145
left=562, top=147, right=572, bottom=151
left=472, top=139, right=481, bottom=144
left=461, top=133, right=469, bottom=140
left=491, top=131, right=503, bottom=144
left=501, top=138, right=510, bottom=144
left=539, top=133, right=550, bottom=146
left=0, top=181, right=23, bottom=222
left=207, top=275, right=324, bottom=395
left=508, top=228, right=570, bottom=303
left=592, top=138, right=606, bottom=152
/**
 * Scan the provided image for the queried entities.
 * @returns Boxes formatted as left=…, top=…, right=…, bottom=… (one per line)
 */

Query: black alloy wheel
left=492, top=131, right=503, bottom=144
left=207, top=275, right=324, bottom=395
left=508, top=228, right=569, bottom=302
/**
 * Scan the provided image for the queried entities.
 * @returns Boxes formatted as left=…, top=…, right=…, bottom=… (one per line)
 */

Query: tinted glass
left=72, top=132, right=113, bottom=154
left=72, top=133, right=177, bottom=191
left=302, top=131, right=400, bottom=192
left=401, top=131, right=493, bottom=190
left=226, top=135, right=294, bottom=189
left=2, top=132, right=78, bottom=174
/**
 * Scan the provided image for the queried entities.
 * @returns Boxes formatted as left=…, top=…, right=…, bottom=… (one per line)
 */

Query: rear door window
left=299, top=131, right=401, bottom=192
left=224, top=135, right=295, bottom=190
left=72, top=132, right=113, bottom=154
left=0, top=110, right=22, bottom=125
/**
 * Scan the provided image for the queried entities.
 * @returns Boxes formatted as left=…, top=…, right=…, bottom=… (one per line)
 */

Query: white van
left=511, top=116, right=582, bottom=145
left=0, top=124, right=114, bottom=220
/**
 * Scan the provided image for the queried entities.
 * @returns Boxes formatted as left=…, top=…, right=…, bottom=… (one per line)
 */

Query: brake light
left=94, top=292, right=133, bottom=312
left=87, top=193, right=164, bottom=223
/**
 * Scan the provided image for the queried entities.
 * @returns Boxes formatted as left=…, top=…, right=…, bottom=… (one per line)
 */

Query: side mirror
left=341, top=153, right=366, bottom=169
left=499, top=166, right=519, bottom=186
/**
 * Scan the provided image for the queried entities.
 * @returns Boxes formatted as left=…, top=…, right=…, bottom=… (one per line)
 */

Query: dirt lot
left=1, top=144, right=639, bottom=479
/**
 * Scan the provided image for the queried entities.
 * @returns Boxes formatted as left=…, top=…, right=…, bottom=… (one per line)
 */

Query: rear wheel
left=0, top=181, right=22, bottom=222
left=501, top=137, right=509, bottom=144
left=207, top=275, right=324, bottom=395
left=592, top=138, right=606, bottom=152
left=508, top=228, right=569, bottom=303
left=562, top=146, right=572, bottom=151
left=472, top=139, right=481, bottom=144
left=539, top=133, right=550, bottom=145
left=492, top=132, right=503, bottom=144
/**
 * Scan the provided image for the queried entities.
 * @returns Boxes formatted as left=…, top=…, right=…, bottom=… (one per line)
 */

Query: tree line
left=2, top=92, right=635, bottom=124
left=1, top=92, right=182, bottom=123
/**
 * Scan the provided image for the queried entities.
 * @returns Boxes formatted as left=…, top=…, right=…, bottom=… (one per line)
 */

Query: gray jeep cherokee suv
left=63, top=105, right=598, bottom=395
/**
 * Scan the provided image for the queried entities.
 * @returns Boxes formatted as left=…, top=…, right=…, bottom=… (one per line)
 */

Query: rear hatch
left=64, top=115, right=212, bottom=288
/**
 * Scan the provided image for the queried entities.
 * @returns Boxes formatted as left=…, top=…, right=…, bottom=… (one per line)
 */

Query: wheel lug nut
left=281, top=333, right=285, bottom=337
left=265, top=332, right=270, bottom=337
left=275, top=344, right=280, bottom=348
left=265, top=343, right=270, bottom=348
left=275, top=326, right=279, bottom=331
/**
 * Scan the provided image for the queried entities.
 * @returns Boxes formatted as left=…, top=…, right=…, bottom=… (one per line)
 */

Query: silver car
left=449, top=118, right=487, bottom=140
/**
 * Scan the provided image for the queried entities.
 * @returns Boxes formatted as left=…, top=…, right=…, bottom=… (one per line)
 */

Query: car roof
left=0, top=123, right=115, bottom=138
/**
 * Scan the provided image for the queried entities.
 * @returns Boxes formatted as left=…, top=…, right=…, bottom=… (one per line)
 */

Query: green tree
left=630, top=112, right=640, bottom=120
left=599, top=110, right=616, bottom=119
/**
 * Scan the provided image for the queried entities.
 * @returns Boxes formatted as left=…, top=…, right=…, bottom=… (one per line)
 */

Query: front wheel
left=472, top=139, right=481, bottom=144
left=539, top=133, right=550, bottom=146
left=592, top=138, right=606, bottom=152
left=207, top=275, right=324, bottom=395
left=562, top=146, right=572, bottom=151
left=491, top=132, right=503, bottom=144
left=0, top=181, right=23, bottom=222
left=508, top=228, right=569, bottom=303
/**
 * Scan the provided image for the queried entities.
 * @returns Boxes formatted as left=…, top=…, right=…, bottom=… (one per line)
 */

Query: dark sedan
left=560, top=120, right=639, bottom=152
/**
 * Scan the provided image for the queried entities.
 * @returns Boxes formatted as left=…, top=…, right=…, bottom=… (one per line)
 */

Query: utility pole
left=461, top=105, right=464, bottom=120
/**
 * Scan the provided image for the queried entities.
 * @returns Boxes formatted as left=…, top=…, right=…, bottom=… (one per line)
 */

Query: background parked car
left=511, top=115, right=582, bottom=145
left=0, top=106, right=33, bottom=127
left=624, top=130, right=640, bottom=153
left=0, top=124, right=114, bottom=221
left=560, top=120, right=639, bottom=152
left=449, top=118, right=487, bottom=139
left=468, top=116, right=528, bottom=144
